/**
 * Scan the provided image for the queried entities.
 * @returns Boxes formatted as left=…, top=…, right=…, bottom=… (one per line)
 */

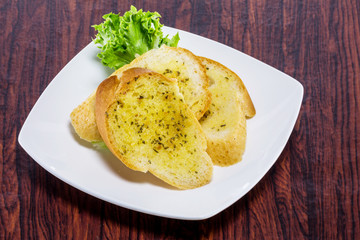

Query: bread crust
left=70, top=90, right=103, bottom=142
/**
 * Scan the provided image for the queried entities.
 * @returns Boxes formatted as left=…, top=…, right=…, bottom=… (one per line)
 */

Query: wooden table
left=1, top=0, right=359, bottom=239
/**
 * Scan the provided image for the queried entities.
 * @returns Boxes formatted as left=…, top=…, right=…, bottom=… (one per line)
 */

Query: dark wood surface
left=1, top=0, right=359, bottom=239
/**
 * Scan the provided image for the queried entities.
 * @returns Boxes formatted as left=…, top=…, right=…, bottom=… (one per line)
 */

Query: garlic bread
left=199, top=57, right=255, bottom=166
left=95, top=68, right=213, bottom=189
left=70, top=46, right=211, bottom=143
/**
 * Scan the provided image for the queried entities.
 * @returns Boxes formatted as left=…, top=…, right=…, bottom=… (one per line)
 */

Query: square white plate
left=18, top=26, right=303, bottom=220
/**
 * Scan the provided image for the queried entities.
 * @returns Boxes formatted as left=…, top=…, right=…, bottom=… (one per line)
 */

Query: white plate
left=18, top=26, right=303, bottom=220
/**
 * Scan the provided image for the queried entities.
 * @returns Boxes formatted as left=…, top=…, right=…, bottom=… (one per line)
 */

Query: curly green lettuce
left=92, top=6, right=180, bottom=70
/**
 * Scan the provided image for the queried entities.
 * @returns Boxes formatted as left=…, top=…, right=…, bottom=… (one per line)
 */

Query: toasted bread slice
left=95, top=68, right=213, bottom=189
left=70, top=45, right=211, bottom=142
left=70, top=90, right=103, bottom=142
left=112, top=45, right=211, bottom=119
left=198, top=57, right=255, bottom=166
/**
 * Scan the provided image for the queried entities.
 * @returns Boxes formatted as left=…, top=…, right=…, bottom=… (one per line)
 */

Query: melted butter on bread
left=199, top=57, right=255, bottom=166
left=112, top=45, right=211, bottom=119
left=96, top=68, right=213, bottom=189
left=70, top=46, right=211, bottom=143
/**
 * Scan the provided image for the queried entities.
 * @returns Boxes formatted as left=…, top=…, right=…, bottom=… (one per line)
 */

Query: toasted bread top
left=70, top=46, right=212, bottom=143
left=198, top=57, right=255, bottom=118
left=198, top=57, right=255, bottom=166
left=112, top=45, right=211, bottom=119
left=95, top=68, right=213, bottom=189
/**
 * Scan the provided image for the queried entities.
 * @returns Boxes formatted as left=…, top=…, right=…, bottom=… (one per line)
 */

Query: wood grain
left=1, top=0, right=359, bottom=239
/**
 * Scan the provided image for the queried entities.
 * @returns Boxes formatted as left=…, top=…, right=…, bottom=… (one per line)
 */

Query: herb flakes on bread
left=95, top=68, right=213, bottom=189
left=112, top=45, right=211, bottom=120
left=199, top=57, right=255, bottom=166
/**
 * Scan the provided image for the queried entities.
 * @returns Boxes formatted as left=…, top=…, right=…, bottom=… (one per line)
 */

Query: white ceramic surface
left=18, top=27, right=303, bottom=220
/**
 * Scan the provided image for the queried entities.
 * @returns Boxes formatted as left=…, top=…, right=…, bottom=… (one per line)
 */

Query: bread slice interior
left=199, top=57, right=255, bottom=166
left=95, top=68, right=213, bottom=189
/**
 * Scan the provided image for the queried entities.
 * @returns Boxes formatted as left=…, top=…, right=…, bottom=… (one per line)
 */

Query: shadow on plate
left=68, top=122, right=177, bottom=190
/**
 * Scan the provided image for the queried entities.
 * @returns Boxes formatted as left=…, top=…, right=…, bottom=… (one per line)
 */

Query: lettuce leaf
left=92, top=6, right=180, bottom=70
